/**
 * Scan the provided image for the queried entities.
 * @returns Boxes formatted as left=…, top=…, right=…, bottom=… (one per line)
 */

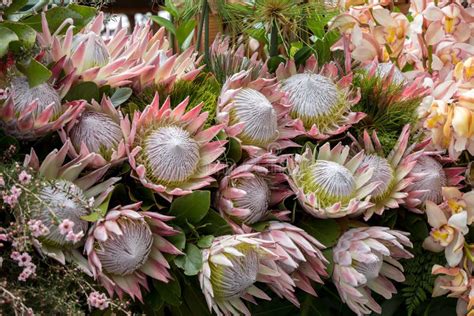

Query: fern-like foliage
left=401, top=243, right=445, bottom=316
left=352, top=70, right=423, bottom=153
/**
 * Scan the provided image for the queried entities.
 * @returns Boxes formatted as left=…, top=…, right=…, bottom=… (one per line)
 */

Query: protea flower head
left=59, top=96, right=127, bottom=168
left=217, top=69, right=302, bottom=156
left=255, top=221, right=328, bottom=306
left=349, top=125, right=423, bottom=219
left=123, top=94, right=227, bottom=201
left=22, top=140, right=119, bottom=263
left=199, top=234, right=281, bottom=316
left=404, top=154, right=465, bottom=212
left=287, top=143, right=380, bottom=218
left=216, top=153, right=292, bottom=230
left=332, top=226, right=413, bottom=315
left=363, top=61, right=407, bottom=85
left=275, top=55, right=363, bottom=139
left=85, top=202, right=182, bottom=301
left=0, top=75, right=85, bottom=140
left=38, top=12, right=153, bottom=88
left=209, top=34, right=264, bottom=84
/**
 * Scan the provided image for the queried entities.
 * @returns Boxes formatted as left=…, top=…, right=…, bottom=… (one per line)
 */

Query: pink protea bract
left=59, top=96, right=127, bottom=168
left=216, top=153, right=292, bottom=230
left=123, top=94, right=227, bottom=200
left=287, top=143, right=380, bottom=218
left=332, top=226, right=413, bottom=315
left=85, top=202, right=181, bottom=301
left=275, top=55, right=364, bottom=139
left=217, top=69, right=302, bottom=156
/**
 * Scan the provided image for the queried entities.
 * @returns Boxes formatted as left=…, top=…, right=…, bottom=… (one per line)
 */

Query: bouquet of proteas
left=0, top=0, right=473, bottom=315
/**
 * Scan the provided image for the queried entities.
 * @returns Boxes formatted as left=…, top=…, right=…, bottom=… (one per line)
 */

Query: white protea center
left=69, top=111, right=122, bottom=154
left=352, top=253, right=384, bottom=282
left=282, top=73, right=342, bottom=129
left=10, top=76, right=62, bottom=117
left=231, top=88, right=278, bottom=146
left=301, top=160, right=356, bottom=206
left=71, top=32, right=110, bottom=72
left=144, top=125, right=200, bottom=184
left=33, top=180, right=89, bottom=247
left=96, top=219, right=153, bottom=276
left=410, top=156, right=447, bottom=204
left=360, top=155, right=394, bottom=199
left=210, top=246, right=259, bottom=299
left=233, top=175, right=271, bottom=224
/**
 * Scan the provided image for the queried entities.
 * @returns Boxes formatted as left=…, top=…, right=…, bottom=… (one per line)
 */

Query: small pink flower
left=10, top=251, right=20, bottom=260
left=66, top=230, right=84, bottom=244
left=28, top=219, right=50, bottom=237
left=10, top=186, right=21, bottom=197
left=18, top=171, right=32, bottom=184
left=0, top=176, right=4, bottom=187
left=87, top=291, right=109, bottom=310
left=0, top=233, right=8, bottom=242
left=58, top=219, right=75, bottom=235
left=3, top=194, right=18, bottom=207
left=17, top=253, right=32, bottom=267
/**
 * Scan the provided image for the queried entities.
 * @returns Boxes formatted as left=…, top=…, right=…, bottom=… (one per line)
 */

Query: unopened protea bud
left=21, top=141, right=119, bottom=262
left=287, top=143, right=379, bottom=218
left=199, top=234, right=281, bottom=315
left=363, top=61, right=406, bottom=85
left=85, top=203, right=181, bottom=301
left=216, top=154, right=291, bottom=229
left=332, top=227, right=413, bottom=315
left=70, top=32, right=110, bottom=73
left=60, top=97, right=127, bottom=168
left=276, top=56, right=363, bottom=139
left=124, top=94, right=227, bottom=200
left=217, top=69, right=302, bottom=156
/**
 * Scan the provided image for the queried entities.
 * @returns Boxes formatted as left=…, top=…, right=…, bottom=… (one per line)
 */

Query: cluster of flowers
left=0, top=1, right=473, bottom=315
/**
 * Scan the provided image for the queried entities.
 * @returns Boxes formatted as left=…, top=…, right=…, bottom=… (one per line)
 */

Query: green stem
left=269, top=20, right=279, bottom=57
left=203, top=1, right=210, bottom=65
left=196, top=0, right=207, bottom=52
left=170, top=15, right=176, bottom=54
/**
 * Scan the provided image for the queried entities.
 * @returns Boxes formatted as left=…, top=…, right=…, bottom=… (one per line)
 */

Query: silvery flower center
left=10, top=76, right=62, bottom=117
left=282, top=73, right=339, bottom=127
left=232, top=88, right=278, bottom=147
left=96, top=219, right=153, bottom=276
left=145, top=126, right=200, bottom=183
left=353, top=253, right=383, bottom=282
left=33, top=180, right=89, bottom=247
left=409, top=156, right=446, bottom=204
left=69, top=111, right=122, bottom=154
left=211, top=247, right=259, bottom=299
left=367, top=62, right=406, bottom=85
left=307, top=160, right=356, bottom=200
left=233, top=175, right=271, bottom=224
left=71, top=32, right=110, bottom=72
left=360, top=155, right=393, bottom=198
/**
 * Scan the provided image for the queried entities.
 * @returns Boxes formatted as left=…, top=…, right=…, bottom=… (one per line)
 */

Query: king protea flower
left=59, top=96, right=127, bottom=168
left=216, top=153, right=292, bottom=230
left=38, top=12, right=153, bottom=88
left=0, top=75, right=85, bottom=140
left=217, top=69, right=301, bottom=156
left=287, top=143, right=380, bottom=218
left=85, top=202, right=181, bottom=301
left=123, top=94, right=227, bottom=200
left=22, top=140, right=119, bottom=263
left=404, top=154, right=465, bottom=212
left=255, top=222, right=328, bottom=306
left=199, top=234, right=281, bottom=315
left=275, top=55, right=363, bottom=139
left=349, top=125, right=423, bottom=219
left=333, top=227, right=413, bottom=315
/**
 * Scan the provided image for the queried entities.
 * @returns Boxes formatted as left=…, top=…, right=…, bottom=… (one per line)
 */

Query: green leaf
left=176, top=20, right=195, bottom=47
left=81, top=212, right=101, bottom=222
left=225, top=137, right=242, bottom=164
left=17, top=59, right=51, bottom=87
left=151, top=16, right=176, bottom=35
left=110, top=87, right=132, bottom=107
left=128, top=185, right=162, bottom=211
left=169, top=191, right=210, bottom=225
left=153, top=276, right=182, bottom=306
left=96, top=191, right=112, bottom=216
left=4, top=0, right=28, bottom=16
left=168, top=227, right=186, bottom=251
left=298, top=217, right=341, bottom=247
left=267, top=56, right=286, bottom=73
left=0, top=26, right=19, bottom=57
left=198, top=209, right=232, bottom=236
left=67, top=3, right=97, bottom=27
left=197, top=235, right=214, bottom=249
left=174, top=244, right=203, bottom=276
left=64, top=81, right=100, bottom=103
left=294, top=46, right=312, bottom=67
left=164, top=0, right=179, bottom=18
left=0, top=22, right=36, bottom=48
